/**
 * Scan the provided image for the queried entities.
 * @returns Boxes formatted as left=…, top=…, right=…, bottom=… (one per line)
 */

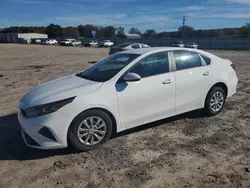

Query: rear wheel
left=68, top=110, right=113, bottom=151
left=204, top=87, right=226, bottom=116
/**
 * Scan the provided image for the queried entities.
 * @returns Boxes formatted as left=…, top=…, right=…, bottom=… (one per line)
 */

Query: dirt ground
left=0, top=44, right=250, bottom=188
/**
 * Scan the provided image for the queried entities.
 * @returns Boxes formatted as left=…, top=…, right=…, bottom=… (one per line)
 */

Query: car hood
left=20, top=75, right=103, bottom=109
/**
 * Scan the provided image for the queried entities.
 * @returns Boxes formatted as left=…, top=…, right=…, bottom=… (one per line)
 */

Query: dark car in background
left=109, top=43, right=150, bottom=55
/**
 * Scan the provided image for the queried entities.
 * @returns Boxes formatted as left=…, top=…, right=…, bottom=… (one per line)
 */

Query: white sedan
left=185, top=42, right=198, bottom=49
left=46, top=39, right=58, bottom=45
left=99, top=40, right=114, bottom=47
left=18, top=47, right=238, bottom=151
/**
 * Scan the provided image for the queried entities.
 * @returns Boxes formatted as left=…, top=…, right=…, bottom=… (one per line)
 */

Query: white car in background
left=72, top=40, right=82, bottom=46
left=90, top=40, right=99, bottom=47
left=83, top=40, right=98, bottom=47
left=18, top=47, right=238, bottom=151
left=46, top=39, right=58, bottom=45
left=185, top=42, right=198, bottom=49
left=99, top=40, right=114, bottom=47
left=35, top=39, right=42, bottom=44
left=60, top=39, right=75, bottom=46
left=109, top=43, right=150, bottom=55
left=172, top=41, right=185, bottom=48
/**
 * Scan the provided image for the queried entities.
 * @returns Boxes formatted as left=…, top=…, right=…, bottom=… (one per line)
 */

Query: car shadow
left=114, top=110, right=205, bottom=138
left=0, top=110, right=205, bottom=161
left=0, top=113, right=74, bottom=161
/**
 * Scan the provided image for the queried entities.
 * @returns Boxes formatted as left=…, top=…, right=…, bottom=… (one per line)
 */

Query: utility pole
left=182, top=16, right=186, bottom=38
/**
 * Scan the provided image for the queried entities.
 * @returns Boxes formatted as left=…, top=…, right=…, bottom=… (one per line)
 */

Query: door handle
left=203, top=71, right=210, bottom=76
left=162, top=79, right=172, bottom=85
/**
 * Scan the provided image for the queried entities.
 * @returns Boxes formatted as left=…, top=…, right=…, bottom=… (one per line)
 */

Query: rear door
left=171, top=50, right=213, bottom=114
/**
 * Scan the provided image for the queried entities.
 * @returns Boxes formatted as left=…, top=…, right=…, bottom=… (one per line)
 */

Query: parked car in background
left=185, top=42, right=198, bottom=49
left=41, top=39, right=47, bottom=45
left=35, top=39, right=42, bottom=44
left=99, top=40, right=114, bottom=47
left=18, top=47, right=238, bottom=151
left=60, top=39, right=75, bottom=46
left=109, top=43, right=151, bottom=55
left=172, top=41, right=185, bottom=48
left=46, top=39, right=58, bottom=45
left=72, top=40, right=82, bottom=46
left=83, top=40, right=98, bottom=47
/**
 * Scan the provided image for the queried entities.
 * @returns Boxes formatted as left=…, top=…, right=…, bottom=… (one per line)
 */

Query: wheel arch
left=67, top=107, right=118, bottom=140
left=204, top=82, right=228, bottom=106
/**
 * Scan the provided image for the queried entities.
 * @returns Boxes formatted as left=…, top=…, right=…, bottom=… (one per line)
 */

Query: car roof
left=117, top=42, right=149, bottom=47
left=119, top=47, right=218, bottom=58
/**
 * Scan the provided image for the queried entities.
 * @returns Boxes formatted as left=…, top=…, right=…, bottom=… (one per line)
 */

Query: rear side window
left=173, top=51, right=202, bottom=70
left=201, top=55, right=211, bottom=65
left=132, top=44, right=140, bottom=49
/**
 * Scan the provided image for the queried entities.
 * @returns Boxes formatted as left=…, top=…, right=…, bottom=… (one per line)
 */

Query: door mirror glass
left=123, top=72, right=141, bottom=82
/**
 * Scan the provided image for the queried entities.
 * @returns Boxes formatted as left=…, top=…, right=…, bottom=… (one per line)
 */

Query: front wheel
left=68, top=110, right=113, bottom=151
left=204, top=87, right=226, bottom=116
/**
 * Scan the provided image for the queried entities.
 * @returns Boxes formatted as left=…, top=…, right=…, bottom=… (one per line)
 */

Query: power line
left=182, top=16, right=186, bottom=38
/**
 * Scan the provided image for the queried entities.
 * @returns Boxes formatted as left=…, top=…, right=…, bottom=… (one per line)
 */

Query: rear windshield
left=76, top=53, right=140, bottom=82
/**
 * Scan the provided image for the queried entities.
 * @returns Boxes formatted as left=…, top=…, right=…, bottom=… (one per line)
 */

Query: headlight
left=23, top=97, right=75, bottom=117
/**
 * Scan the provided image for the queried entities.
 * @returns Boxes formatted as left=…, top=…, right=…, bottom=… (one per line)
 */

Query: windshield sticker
left=116, top=57, right=129, bottom=61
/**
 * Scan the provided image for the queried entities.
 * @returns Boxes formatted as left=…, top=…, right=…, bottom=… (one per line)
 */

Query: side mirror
left=123, top=72, right=141, bottom=82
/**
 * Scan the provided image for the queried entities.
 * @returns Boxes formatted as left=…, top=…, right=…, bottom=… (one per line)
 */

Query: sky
left=0, top=0, right=250, bottom=32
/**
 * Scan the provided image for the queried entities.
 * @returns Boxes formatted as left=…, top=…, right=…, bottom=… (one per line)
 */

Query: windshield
left=76, top=53, right=140, bottom=82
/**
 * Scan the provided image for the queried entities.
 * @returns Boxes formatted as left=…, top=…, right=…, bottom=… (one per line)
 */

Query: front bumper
left=18, top=111, right=73, bottom=150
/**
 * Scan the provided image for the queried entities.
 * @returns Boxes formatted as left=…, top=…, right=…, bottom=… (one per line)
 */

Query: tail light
left=231, top=63, right=236, bottom=71
left=120, top=48, right=127, bottom=52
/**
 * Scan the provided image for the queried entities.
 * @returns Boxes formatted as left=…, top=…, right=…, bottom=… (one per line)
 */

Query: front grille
left=22, top=130, right=40, bottom=146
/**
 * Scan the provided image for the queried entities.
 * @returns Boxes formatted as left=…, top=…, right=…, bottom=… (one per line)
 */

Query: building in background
left=0, top=33, right=48, bottom=43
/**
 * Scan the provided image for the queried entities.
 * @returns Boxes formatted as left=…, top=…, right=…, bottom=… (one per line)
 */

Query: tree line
left=0, top=23, right=250, bottom=38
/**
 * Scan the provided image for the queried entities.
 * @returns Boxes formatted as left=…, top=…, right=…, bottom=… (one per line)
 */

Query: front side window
left=173, top=51, right=202, bottom=70
left=129, top=52, right=169, bottom=78
left=76, top=53, right=139, bottom=82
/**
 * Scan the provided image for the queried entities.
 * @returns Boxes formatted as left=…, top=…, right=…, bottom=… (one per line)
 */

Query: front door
left=116, top=51, right=176, bottom=130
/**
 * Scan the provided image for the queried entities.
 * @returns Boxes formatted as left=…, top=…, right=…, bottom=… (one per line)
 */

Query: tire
left=68, top=110, right=113, bottom=151
left=204, top=87, right=226, bottom=116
